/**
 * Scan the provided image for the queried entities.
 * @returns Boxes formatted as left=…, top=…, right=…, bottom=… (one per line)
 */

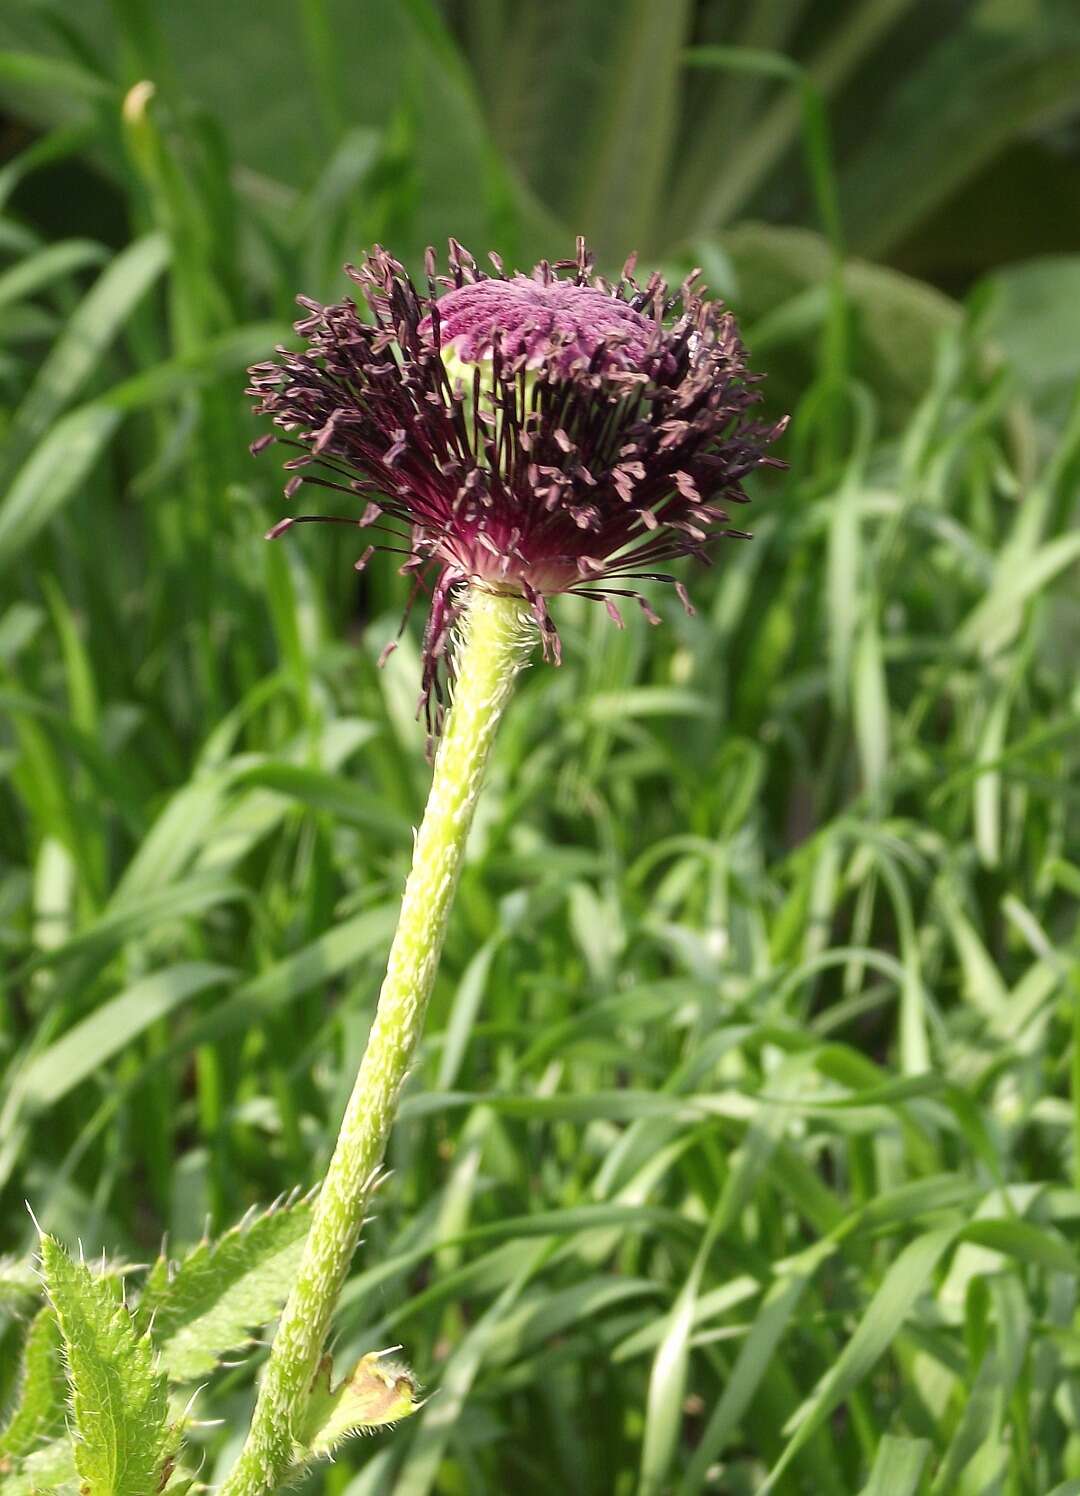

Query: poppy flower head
left=247, top=238, right=786, bottom=728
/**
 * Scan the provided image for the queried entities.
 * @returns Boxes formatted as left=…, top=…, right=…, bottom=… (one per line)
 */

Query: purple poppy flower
left=247, top=238, right=786, bottom=726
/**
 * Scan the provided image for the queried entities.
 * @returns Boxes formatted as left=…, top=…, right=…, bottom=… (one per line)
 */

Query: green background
left=1, top=2, right=1079, bottom=1492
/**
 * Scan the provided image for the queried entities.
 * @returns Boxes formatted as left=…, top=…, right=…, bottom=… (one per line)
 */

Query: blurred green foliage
left=0, top=1, right=1079, bottom=1492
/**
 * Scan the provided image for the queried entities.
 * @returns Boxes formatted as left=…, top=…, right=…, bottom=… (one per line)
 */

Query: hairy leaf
left=0, top=1308, right=67, bottom=1457
left=141, top=1197, right=313, bottom=1381
left=39, top=1236, right=175, bottom=1496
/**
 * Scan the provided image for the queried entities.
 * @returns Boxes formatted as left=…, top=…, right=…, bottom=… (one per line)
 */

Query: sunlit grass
left=1, top=4, right=1079, bottom=1493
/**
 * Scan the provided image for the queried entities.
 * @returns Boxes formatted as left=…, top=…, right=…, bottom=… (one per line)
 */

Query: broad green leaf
left=986, top=254, right=1080, bottom=426
left=930, top=1276, right=1028, bottom=1494
left=394, top=0, right=560, bottom=253
left=400, top=1088, right=757, bottom=1125
left=583, top=687, right=714, bottom=724
left=460, top=0, right=626, bottom=229
left=959, top=1219, right=1080, bottom=1278
left=0, top=1309, right=66, bottom=1457
left=639, top=1249, right=707, bottom=1492
left=969, top=685, right=1005, bottom=873
left=140, top=1197, right=313, bottom=1381
left=93, top=322, right=292, bottom=414
left=613, top=1275, right=760, bottom=1363
left=0, top=121, right=95, bottom=217
left=111, top=771, right=235, bottom=904
left=827, top=473, right=861, bottom=712
left=682, top=44, right=842, bottom=251
left=160, top=1475, right=197, bottom=1496
left=0, top=689, right=143, bottom=837
left=338, top=1203, right=697, bottom=1321
left=841, top=0, right=1080, bottom=256
left=936, top=881, right=1009, bottom=1023
left=41, top=576, right=97, bottom=737
left=483, top=1275, right=662, bottom=1366
left=229, top=761, right=408, bottom=840
left=717, top=223, right=958, bottom=428
left=172, top=903, right=396, bottom=1053
left=40, top=1235, right=175, bottom=1496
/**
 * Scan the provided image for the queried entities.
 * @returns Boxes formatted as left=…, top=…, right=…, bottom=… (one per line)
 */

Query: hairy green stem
left=222, top=587, right=533, bottom=1495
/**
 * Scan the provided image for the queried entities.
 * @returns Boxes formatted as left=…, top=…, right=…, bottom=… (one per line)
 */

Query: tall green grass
left=1, top=3, right=1079, bottom=1492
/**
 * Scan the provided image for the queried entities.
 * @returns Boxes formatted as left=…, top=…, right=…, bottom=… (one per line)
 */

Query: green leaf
left=0, top=321, right=284, bottom=570
left=173, top=904, right=396, bottom=1054
left=160, top=1476, right=197, bottom=1496
left=0, top=1309, right=66, bottom=1457
left=985, top=254, right=1080, bottom=427
left=841, top=0, right=1080, bottom=256
left=300, top=1350, right=421, bottom=1458
left=140, top=1197, right=313, bottom=1381
left=391, top=1249, right=546, bottom=1496
left=574, top=0, right=691, bottom=257
left=1, top=232, right=169, bottom=479
left=229, top=762, right=409, bottom=841
left=14, top=962, right=233, bottom=1112
left=858, top=1434, right=931, bottom=1495
left=16, top=873, right=244, bottom=981
left=826, top=472, right=861, bottom=713
left=959, top=1218, right=1080, bottom=1278
left=0, top=238, right=108, bottom=311
left=641, top=1123, right=781, bottom=1494
left=929, top=1276, right=1028, bottom=1494
left=94, top=322, right=293, bottom=414
left=0, top=403, right=121, bottom=569
left=0, top=49, right=115, bottom=103
left=716, top=222, right=958, bottom=429
left=854, top=612, right=889, bottom=798
left=39, top=1235, right=175, bottom=1496
left=677, top=1252, right=828, bottom=1495
left=760, top=1227, right=957, bottom=1494
left=683, top=44, right=842, bottom=252
left=0, top=1436, right=78, bottom=1496
left=958, top=532, right=1080, bottom=659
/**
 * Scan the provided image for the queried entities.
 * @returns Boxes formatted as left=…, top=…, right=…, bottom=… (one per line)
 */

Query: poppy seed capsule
left=247, top=238, right=786, bottom=728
